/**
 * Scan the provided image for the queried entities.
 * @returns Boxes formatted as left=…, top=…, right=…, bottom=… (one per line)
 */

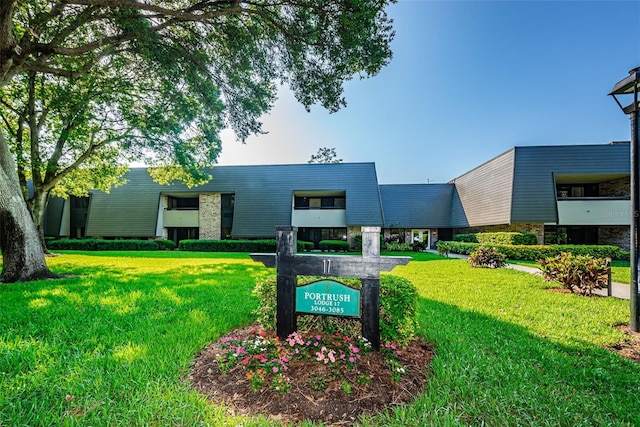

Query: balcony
left=291, top=209, right=347, bottom=228
left=163, top=209, right=199, bottom=227
left=556, top=198, right=631, bottom=225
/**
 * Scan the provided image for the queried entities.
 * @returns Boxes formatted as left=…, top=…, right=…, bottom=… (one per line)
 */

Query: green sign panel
left=296, top=280, right=360, bottom=317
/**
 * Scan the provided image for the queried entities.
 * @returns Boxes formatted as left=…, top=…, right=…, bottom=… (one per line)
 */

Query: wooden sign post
left=251, top=226, right=410, bottom=350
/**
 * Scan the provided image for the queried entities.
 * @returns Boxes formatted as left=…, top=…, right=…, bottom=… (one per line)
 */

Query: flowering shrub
left=539, top=252, right=610, bottom=296
left=215, top=328, right=407, bottom=393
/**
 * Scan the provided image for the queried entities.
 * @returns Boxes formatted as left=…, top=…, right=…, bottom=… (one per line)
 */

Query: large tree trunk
left=27, top=189, right=53, bottom=255
left=0, top=130, right=56, bottom=282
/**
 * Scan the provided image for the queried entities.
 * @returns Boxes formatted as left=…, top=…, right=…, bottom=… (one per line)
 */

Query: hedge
left=318, top=240, right=350, bottom=252
left=179, top=239, right=277, bottom=252
left=298, top=240, right=314, bottom=252
left=47, top=238, right=160, bottom=251
left=178, top=239, right=314, bottom=252
left=454, top=232, right=537, bottom=245
left=442, top=241, right=628, bottom=261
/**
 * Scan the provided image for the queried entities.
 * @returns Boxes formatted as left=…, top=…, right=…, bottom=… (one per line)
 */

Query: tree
left=0, top=0, right=395, bottom=282
left=308, top=147, right=342, bottom=164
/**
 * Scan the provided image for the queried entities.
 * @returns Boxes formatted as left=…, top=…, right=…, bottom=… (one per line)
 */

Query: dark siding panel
left=511, top=144, right=630, bottom=222
left=451, top=149, right=515, bottom=226
left=450, top=189, right=469, bottom=227
left=379, top=184, right=454, bottom=228
left=44, top=197, right=65, bottom=237
left=86, top=169, right=162, bottom=237
left=85, top=163, right=383, bottom=239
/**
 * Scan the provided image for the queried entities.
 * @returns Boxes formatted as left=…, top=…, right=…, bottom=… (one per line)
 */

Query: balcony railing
left=163, top=209, right=199, bottom=227
left=291, top=209, right=347, bottom=227
left=556, top=198, right=631, bottom=225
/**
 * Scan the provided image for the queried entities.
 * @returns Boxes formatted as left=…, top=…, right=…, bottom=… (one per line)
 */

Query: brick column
left=199, top=194, right=221, bottom=240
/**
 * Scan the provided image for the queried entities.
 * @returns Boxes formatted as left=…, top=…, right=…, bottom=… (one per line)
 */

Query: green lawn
left=1, top=252, right=638, bottom=426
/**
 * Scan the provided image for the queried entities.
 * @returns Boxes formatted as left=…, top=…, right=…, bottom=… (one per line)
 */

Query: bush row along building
left=44, top=142, right=632, bottom=250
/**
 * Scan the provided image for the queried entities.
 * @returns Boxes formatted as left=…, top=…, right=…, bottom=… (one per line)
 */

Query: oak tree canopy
left=0, top=0, right=395, bottom=282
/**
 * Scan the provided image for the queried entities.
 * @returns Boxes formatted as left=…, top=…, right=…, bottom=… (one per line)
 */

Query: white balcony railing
left=163, top=209, right=199, bottom=227
left=556, top=199, right=631, bottom=225
left=291, top=209, right=347, bottom=227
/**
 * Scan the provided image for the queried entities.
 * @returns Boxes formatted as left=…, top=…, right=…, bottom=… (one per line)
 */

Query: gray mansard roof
left=379, top=184, right=454, bottom=228
left=85, top=162, right=384, bottom=238
left=450, top=142, right=630, bottom=227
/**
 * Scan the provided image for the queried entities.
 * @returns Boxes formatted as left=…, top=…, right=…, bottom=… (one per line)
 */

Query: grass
left=1, top=251, right=638, bottom=426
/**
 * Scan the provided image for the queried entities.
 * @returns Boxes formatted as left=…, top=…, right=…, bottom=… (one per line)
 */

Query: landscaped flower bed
left=189, top=325, right=433, bottom=424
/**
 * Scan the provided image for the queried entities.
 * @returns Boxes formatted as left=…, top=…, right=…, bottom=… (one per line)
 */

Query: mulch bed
left=609, top=325, right=640, bottom=363
left=187, top=325, right=434, bottom=426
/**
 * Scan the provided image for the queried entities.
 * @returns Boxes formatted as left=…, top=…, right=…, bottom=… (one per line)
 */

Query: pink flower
left=349, top=357, right=355, bottom=363
left=241, top=357, right=250, bottom=365
left=272, top=367, right=279, bottom=373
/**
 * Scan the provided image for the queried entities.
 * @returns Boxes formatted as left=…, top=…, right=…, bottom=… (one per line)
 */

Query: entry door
left=411, top=229, right=431, bottom=248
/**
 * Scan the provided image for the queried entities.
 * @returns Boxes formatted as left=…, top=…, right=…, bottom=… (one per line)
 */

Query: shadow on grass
left=364, top=296, right=640, bottom=426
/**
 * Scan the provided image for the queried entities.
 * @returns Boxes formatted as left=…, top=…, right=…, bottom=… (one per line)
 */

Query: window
left=167, top=196, right=199, bottom=210
left=294, top=195, right=346, bottom=209
left=556, top=184, right=598, bottom=199
left=71, top=196, right=90, bottom=209
left=167, top=227, right=199, bottom=243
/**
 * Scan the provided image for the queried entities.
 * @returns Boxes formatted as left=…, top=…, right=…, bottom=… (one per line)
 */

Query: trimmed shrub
left=179, top=239, right=277, bottom=252
left=539, top=252, right=610, bottom=296
left=453, top=233, right=477, bottom=243
left=384, top=242, right=411, bottom=252
left=319, top=240, right=350, bottom=252
left=47, top=238, right=159, bottom=251
left=156, top=239, right=177, bottom=250
left=297, top=240, right=314, bottom=252
left=468, top=246, right=506, bottom=268
left=454, top=232, right=538, bottom=245
left=441, top=241, right=627, bottom=261
left=252, top=274, right=417, bottom=345
left=476, top=232, right=538, bottom=245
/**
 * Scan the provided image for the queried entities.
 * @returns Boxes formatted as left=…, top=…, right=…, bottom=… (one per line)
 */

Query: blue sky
left=216, top=0, right=640, bottom=184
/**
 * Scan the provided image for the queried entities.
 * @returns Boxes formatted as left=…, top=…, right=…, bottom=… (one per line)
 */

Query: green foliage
left=476, top=232, right=538, bottom=245
left=318, top=240, right=350, bottom=252
left=179, top=239, right=277, bottom=252
left=468, top=246, right=507, bottom=269
left=436, top=241, right=452, bottom=257
left=454, top=232, right=537, bottom=245
left=443, top=241, right=628, bottom=261
left=352, top=234, right=363, bottom=251
left=252, top=274, right=418, bottom=345
left=453, top=233, right=478, bottom=243
left=0, top=0, right=396, bottom=281
left=308, top=147, right=342, bottom=164
left=411, top=241, right=429, bottom=251
left=384, top=242, right=412, bottom=252
left=539, top=252, right=611, bottom=296
left=155, top=239, right=177, bottom=250
left=297, top=240, right=314, bottom=252
left=47, top=238, right=160, bottom=251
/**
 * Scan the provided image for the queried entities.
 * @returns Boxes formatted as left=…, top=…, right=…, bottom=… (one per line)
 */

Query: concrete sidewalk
left=427, top=250, right=630, bottom=300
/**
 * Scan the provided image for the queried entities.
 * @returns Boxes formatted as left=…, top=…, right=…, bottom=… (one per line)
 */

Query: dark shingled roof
left=86, top=162, right=383, bottom=238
